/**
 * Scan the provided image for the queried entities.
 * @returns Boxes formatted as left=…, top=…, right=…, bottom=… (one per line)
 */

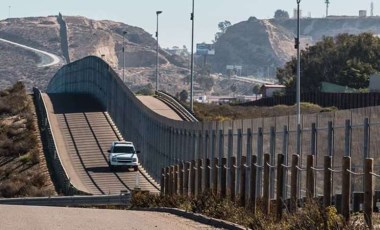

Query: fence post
left=205, top=158, right=211, bottom=191
left=277, top=153, right=285, bottom=220
left=217, top=129, right=224, bottom=196
left=324, top=156, right=332, bottom=207
left=364, top=158, right=374, bottom=229
left=221, top=157, right=227, bottom=198
left=342, top=156, right=351, bottom=222
left=190, top=160, right=196, bottom=197
left=290, top=154, right=299, bottom=213
left=161, top=168, right=165, bottom=196
left=306, top=155, right=315, bottom=200
left=250, top=155, right=257, bottom=213
left=170, top=166, right=175, bottom=195
left=173, top=165, right=178, bottom=195
left=184, top=162, right=189, bottom=196
left=213, top=157, right=218, bottom=194
left=210, top=130, right=217, bottom=193
left=246, top=128, right=253, bottom=209
left=197, top=158, right=202, bottom=195
left=237, top=129, right=243, bottom=199
left=179, top=162, right=184, bottom=195
left=165, top=166, right=170, bottom=196
left=240, top=156, right=247, bottom=206
left=203, top=130, right=210, bottom=192
left=230, top=156, right=237, bottom=201
left=263, top=153, right=270, bottom=215
left=227, top=129, right=233, bottom=199
left=257, top=128, right=264, bottom=197
left=270, top=127, right=276, bottom=198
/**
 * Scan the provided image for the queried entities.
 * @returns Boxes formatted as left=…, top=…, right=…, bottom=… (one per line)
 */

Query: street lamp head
left=297, top=0, right=301, bottom=3
left=156, top=11, right=162, bottom=15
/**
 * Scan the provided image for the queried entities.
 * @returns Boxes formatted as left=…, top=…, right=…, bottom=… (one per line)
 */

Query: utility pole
left=325, top=0, right=330, bottom=17
left=155, top=11, right=162, bottom=92
left=296, top=0, right=301, bottom=155
left=190, top=0, right=195, bottom=112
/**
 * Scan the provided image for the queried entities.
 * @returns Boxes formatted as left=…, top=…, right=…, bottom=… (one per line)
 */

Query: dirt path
left=0, top=205, right=216, bottom=230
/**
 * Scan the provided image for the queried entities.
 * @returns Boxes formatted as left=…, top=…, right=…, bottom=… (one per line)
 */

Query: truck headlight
left=132, top=158, right=137, bottom=162
left=111, top=156, right=117, bottom=162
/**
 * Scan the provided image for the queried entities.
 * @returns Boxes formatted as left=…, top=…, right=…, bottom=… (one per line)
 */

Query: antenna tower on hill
left=371, top=2, right=374, bottom=17
left=325, top=0, right=330, bottom=17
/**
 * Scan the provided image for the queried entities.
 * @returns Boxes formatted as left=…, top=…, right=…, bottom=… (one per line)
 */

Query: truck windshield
left=113, top=146, right=135, bottom=153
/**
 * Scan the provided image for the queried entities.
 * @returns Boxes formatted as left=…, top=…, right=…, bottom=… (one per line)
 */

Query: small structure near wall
left=369, top=74, right=380, bottom=92
left=261, top=84, right=285, bottom=98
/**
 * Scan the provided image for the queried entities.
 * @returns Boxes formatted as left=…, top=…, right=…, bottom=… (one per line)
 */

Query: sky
left=1, top=0, right=378, bottom=49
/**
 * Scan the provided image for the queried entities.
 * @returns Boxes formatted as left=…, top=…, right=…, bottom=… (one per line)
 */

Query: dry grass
left=0, top=82, right=55, bottom=198
left=193, top=102, right=337, bottom=121
left=131, top=191, right=369, bottom=229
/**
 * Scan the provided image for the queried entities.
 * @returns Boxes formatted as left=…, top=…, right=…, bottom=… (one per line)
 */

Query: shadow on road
left=48, top=93, right=105, bottom=114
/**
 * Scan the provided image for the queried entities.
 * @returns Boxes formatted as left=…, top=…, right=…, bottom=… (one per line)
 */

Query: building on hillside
left=359, top=10, right=367, bottom=17
left=261, top=84, right=285, bottom=98
left=320, top=82, right=357, bottom=93
left=293, top=9, right=303, bottom=19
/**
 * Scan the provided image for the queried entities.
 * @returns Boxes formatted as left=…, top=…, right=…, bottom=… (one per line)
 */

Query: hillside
left=0, top=15, right=188, bottom=94
left=2, top=15, right=380, bottom=97
left=0, top=82, right=55, bottom=197
left=210, top=16, right=380, bottom=77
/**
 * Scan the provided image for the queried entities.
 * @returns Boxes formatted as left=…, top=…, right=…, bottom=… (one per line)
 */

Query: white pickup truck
left=107, top=141, right=139, bottom=171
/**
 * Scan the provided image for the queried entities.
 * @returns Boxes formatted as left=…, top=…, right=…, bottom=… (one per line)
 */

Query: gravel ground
left=0, top=205, right=219, bottom=230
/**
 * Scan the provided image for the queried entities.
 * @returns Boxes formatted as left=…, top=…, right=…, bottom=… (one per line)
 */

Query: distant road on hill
left=0, top=38, right=61, bottom=67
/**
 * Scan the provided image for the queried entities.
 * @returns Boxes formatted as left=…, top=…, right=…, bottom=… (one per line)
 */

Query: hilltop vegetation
left=277, top=33, right=380, bottom=93
left=0, top=82, right=55, bottom=197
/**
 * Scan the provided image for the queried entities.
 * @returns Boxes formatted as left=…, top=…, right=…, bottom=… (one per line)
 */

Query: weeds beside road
left=0, top=82, right=55, bottom=198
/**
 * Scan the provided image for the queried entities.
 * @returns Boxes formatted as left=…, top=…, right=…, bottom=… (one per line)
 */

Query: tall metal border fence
left=47, top=56, right=380, bottom=209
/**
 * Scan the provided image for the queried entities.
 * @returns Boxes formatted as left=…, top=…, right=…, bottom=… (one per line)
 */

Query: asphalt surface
left=43, top=93, right=158, bottom=194
left=136, top=96, right=183, bottom=121
left=0, top=205, right=217, bottom=230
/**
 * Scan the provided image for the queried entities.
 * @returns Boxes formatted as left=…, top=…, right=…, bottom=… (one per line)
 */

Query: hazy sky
left=1, top=0, right=377, bottom=48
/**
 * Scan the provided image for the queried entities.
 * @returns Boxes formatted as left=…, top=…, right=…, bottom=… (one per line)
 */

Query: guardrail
left=33, top=87, right=90, bottom=195
left=156, top=91, right=198, bottom=122
left=0, top=194, right=130, bottom=206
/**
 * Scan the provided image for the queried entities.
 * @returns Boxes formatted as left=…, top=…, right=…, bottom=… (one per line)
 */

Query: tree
left=179, top=90, right=188, bottom=102
left=252, top=84, right=262, bottom=100
left=214, top=20, right=231, bottom=42
left=274, top=10, right=290, bottom=19
left=276, top=33, right=380, bottom=93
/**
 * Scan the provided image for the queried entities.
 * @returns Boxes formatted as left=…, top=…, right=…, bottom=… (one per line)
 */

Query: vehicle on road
left=108, top=141, right=139, bottom=171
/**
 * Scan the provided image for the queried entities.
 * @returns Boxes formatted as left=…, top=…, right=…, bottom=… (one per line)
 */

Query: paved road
left=0, top=205, right=216, bottom=230
left=137, top=96, right=183, bottom=121
left=0, top=38, right=61, bottom=67
left=43, top=93, right=159, bottom=194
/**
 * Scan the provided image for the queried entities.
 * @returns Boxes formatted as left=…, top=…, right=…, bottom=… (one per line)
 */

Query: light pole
left=8, top=6, right=11, bottom=18
left=325, top=0, right=330, bottom=17
left=296, top=0, right=301, bottom=155
left=122, top=31, right=127, bottom=83
left=156, top=11, right=162, bottom=92
left=190, top=0, right=195, bottom=112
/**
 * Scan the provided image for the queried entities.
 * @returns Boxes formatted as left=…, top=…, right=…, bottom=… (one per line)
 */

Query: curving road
left=43, top=93, right=159, bottom=194
left=0, top=38, right=61, bottom=67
